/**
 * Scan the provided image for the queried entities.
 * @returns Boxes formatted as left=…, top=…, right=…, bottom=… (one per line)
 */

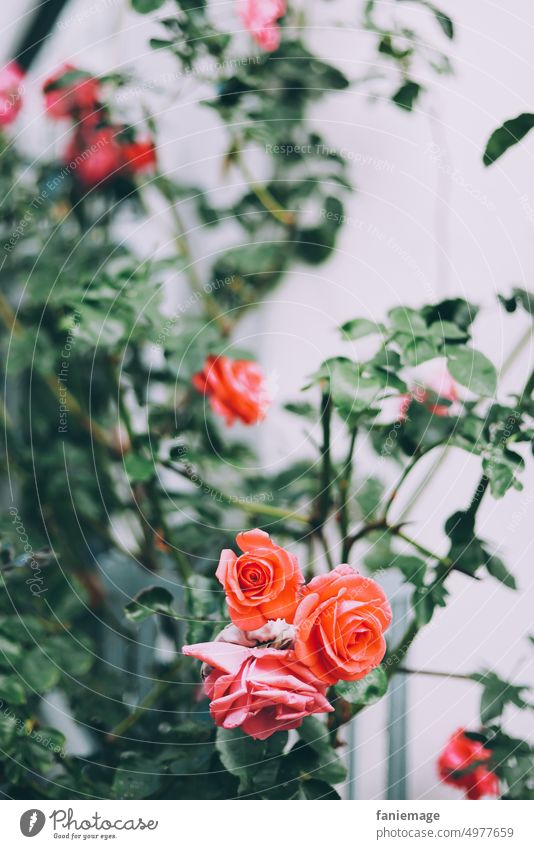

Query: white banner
left=2, top=800, right=533, bottom=848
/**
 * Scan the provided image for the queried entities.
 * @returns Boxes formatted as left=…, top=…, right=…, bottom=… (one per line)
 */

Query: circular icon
left=20, top=810, right=46, bottom=837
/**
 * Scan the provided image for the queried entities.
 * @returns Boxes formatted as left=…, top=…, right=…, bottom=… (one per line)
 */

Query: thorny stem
left=339, top=428, right=357, bottom=561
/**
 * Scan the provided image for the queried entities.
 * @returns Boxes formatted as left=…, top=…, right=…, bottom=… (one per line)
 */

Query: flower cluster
left=43, top=64, right=156, bottom=186
left=183, top=529, right=392, bottom=739
left=438, top=729, right=499, bottom=800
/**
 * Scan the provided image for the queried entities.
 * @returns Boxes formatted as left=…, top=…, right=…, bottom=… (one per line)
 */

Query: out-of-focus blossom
left=0, top=62, right=25, bottom=127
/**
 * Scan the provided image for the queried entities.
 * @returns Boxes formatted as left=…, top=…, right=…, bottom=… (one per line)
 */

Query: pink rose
left=216, top=529, right=303, bottom=631
left=0, top=62, right=24, bottom=127
left=237, top=0, right=286, bottom=52
left=388, top=360, right=460, bottom=422
left=438, top=729, right=499, bottom=800
left=182, top=641, right=333, bottom=740
left=43, top=64, right=100, bottom=119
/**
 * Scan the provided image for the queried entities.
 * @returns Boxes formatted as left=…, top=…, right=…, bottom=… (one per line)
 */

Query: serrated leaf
left=447, top=347, right=497, bottom=396
left=125, top=586, right=179, bottom=623
left=334, top=666, right=388, bottom=706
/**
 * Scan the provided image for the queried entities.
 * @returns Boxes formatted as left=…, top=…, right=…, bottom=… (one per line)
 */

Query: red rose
left=438, top=729, right=499, bottom=800
left=192, top=355, right=270, bottom=426
left=182, top=641, right=332, bottom=740
left=65, top=126, right=124, bottom=186
left=43, top=64, right=100, bottom=119
left=0, top=62, right=24, bottom=127
left=216, top=529, right=303, bottom=631
left=294, top=565, right=392, bottom=685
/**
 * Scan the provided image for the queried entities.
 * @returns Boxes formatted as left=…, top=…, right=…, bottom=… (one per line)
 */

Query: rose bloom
left=192, top=355, right=270, bottom=426
left=379, top=359, right=460, bottom=423
left=216, top=529, right=303, bottom=631
left=294, top=565, right=392, bottom=685
left=438, top=729, right=499, bottom=800
left=0, top=62, right=24, bottom=127
left=182, top=641, right=332, bottom=740
left=65, top=125, right=157, bottom=186
left=65, top=125, right=123, bottom=186
left=237, top=0, right=286, bottom=51
left=43, top=64, right=100, bottom=119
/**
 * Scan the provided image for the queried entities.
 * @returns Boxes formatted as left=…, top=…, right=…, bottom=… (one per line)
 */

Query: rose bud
left=438, top=729, right=499, bottom=800
left=192, top=354, right=271, bottom=426
left=216, top=529, right=303, bottom=631
left=182, top=641, right=333, bottom=740
left=237, top=0, right=286, bottom=52
left=43, top=64, right=100, bottom=119
left=294, top=565, right=391, bottom=685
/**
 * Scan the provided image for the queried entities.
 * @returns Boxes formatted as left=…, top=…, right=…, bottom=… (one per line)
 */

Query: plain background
left=2, top=0, right=534, bottom=799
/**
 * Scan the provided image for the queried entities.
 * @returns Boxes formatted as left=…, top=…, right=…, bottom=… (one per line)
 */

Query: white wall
left=3, top=0, right=534, bottom=799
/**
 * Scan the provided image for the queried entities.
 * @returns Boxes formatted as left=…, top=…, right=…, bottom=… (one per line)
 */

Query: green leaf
left=334, top=666, right=388, bottom=706
left=447, top=347, right=497, bottom=396
left=21, top=651, right=61, bottom=693
left=123, top=454, right=155, bottom=483
left=483, top=447, right=524, bottom=498
left=112, top=754, right=162, bottom=799
left=340, top=318, right=386, bottom=341
left=216, top=727, right=288, bottom=793
left=298, top=716, right=347, bottom=784
left=131, top=0, right=166, bottom=13
left=0, top=674, right=26, bottom=705
left=485, top=554, right=517, bottom=590
left=471, top=671, right=531, bottom=723
left=394, top=555, right=427, bottom=588
left=392, top=80, right=422, bottom=112
left=0, top=714, right=17, bottom=746
left=484, top=113, right=534, bottom=166
left=0, top=634, right=22, bottom=663
left=125, top=587, right=179, bottom=623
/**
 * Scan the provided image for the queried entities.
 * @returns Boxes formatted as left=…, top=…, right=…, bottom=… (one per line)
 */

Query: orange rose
left=294, top=565, right=391, bottom=684
left=192, top=355, right=270, bottom=426
left=216, top=529, right=303, bottom=630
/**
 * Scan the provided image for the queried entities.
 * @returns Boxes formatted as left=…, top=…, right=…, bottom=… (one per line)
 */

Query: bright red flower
left=216, top=529, right=303, bottom=631
left=193, top=355, right=270, bottom=426
left=438, top=729, right=499, bottom=800
left=121, top=139, right=157, bottom=173
left=43, top=64, right=100, bottom=119
left=65, top=126, right=124, bottom=186
left=237, top=0, right=286, bottom=51
left=182, top=641, right=332, bottom=740
left=294, top=565, right=392, bottom=685
left=0, top=62, right=24, bottom=127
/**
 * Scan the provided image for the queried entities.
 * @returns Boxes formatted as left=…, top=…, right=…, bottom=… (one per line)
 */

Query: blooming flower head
left=216, top=529, right=303, bottom=631
left=183, top=641, right=332, bottom=740
left=64, top=123, right=157, bottom=186
left=43, top=64, right=100, bottom=119
left=438, top=729, right=499, bottom=800
left=0, top=62, right=25, bottom=127
left=294, top=565, right=392, bottom=685
left=192, top=355, right=271, bottom=426
left=237, top=0, right=286, bottom=51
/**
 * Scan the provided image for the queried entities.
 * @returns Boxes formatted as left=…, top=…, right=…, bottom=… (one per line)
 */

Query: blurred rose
left=294, top=565, right=391, bottom=685
left=192, top=355, right=271, bottom=426
left=380, top=359, right=460, bottom=423
left=65, top=126, right=123, bottom=186
left=237, top=0, right=286, bottom=51
left=438, top=729, right=499, bottom=800
left=43, top=64, right=100, bottom=119
left=121, top=139, right=157, bottom=174
left=182, top=641, right=332, bottom=740
left=0, top=62, right=24, bottom=127
left=216, top=529, right=303, bottom=631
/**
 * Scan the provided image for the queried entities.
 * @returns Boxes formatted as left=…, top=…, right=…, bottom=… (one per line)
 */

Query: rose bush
left=0, top=0, right=533, bottom=802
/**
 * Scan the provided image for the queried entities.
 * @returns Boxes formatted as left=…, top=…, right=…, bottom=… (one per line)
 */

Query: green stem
left=397, top=667, right=473, bottom=682
left=163, top=460, right=310, bottom=525
left=394, top=529, right=451, bottom=567
left=238, top=159, right=296, bottom=227
left=383, top=452, right=423, bottom=522
left=108, top=661, right=181, bottom=741
left=340, top=428, right=357, bottom=561
left=316, top=392, right=333, bottom=527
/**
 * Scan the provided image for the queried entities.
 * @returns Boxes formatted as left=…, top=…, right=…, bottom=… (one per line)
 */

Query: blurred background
left=1, top=0, right=533, bottom=799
